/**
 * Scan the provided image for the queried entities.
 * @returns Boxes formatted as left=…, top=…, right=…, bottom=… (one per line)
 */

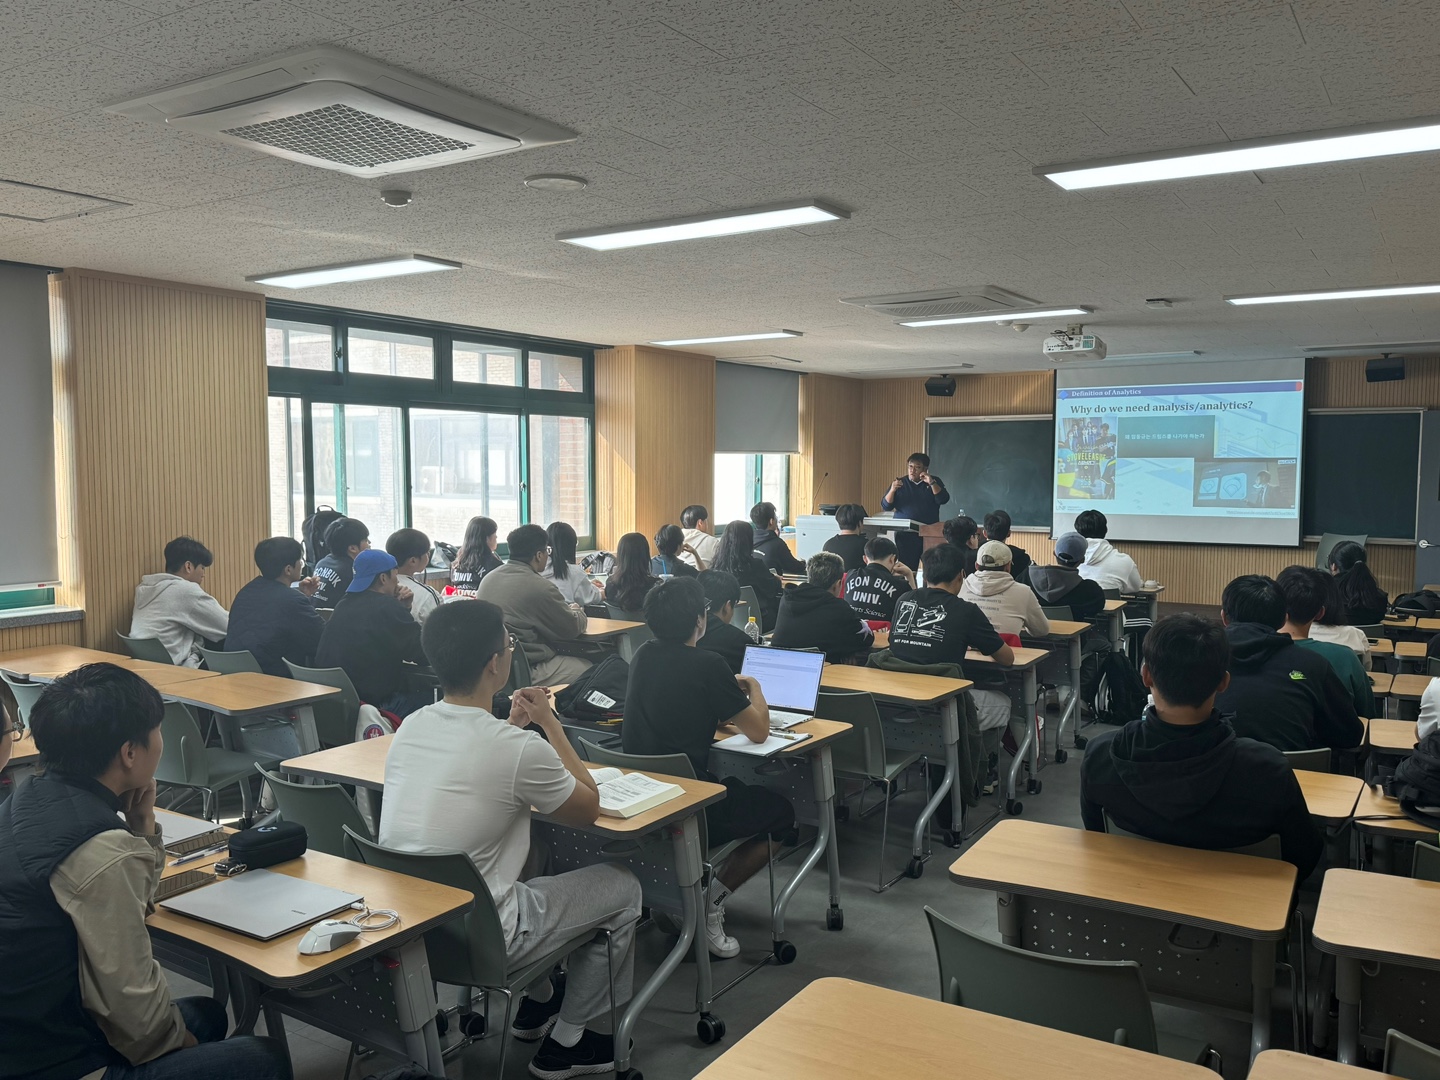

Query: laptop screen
left=741, top=646, right=825, bottom=713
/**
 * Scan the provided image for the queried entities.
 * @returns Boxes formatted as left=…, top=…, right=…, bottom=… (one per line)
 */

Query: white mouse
left=298, top=918, right=362, bottom=955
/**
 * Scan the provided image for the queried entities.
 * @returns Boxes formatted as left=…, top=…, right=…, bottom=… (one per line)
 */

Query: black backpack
left=1393, top=590, right=1440, bottom=618
left=554, top=655, right=630, bottom=720
left=1392, top=730, right=1440, bottom=828
left=1094, top=651, right=1147, bottom=726
left=301, top=505, right=345, bottom=570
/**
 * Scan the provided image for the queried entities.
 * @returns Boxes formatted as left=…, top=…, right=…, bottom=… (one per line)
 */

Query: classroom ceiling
left=3, top=0, right=1440, bottom=375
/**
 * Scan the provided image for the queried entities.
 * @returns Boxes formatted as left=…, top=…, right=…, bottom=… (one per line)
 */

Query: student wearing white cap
left=960, top=541, right=1050, bottom=638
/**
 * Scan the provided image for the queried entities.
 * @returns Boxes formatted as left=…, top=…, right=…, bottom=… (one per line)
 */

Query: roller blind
left=0, top=263, right=58, bottom=588
left=714, top=362, right=800, bottom=453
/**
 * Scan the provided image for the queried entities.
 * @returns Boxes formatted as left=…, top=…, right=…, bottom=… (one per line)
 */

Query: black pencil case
left=223, top=820, right=308, bottom=872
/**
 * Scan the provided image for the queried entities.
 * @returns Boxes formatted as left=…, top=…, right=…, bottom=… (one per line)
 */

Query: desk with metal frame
left=1020, top=620, right=1088, bottom=764
left=965, top=646, right=1050, bottom=815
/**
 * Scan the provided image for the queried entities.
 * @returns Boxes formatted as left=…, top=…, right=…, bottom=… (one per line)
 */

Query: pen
left=171, top=841, right=229, bottom=866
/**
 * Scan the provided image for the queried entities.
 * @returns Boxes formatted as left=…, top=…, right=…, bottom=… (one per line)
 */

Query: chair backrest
left=342, top=826, right=508, bottom=988
left=316, top=607, right=335, bottom=623
left=730, top=600, right=751, bottom=629
left=924, top=905, right=1159, bottom=1052
left=1428, top=657, right=1440, bottom=679
left=1317, top=533, right=1368, bottom=571
left=579, top=739, right=712, bottom=854
left=815, top=689, right=887, bottom=778
left=868, top=651, right=965, bottom=682
left=605, top=603, right=643, bottom=621
left=505, top=644, right=534, bottom=694
left=1103, top=813, right=1283, bottom=860
left=1385, top=1028, right=1440, bottom=1080
left=283, top=661, right=361, bottom=747
left=0, top=673, right=44, bottom=730
left=738, top=586, right=761, bottom=618
left=1283, top=747, right=1332, bottom=773
left=256, top=765, right=371, bottom=857
left=157, top=702, right=210, bottom=787
left=116, top=631, right=174, bottom=664
left=198, top=647, right=262, bottom=674
left=1413, top=841, right=1440, bottom=883
left=1101, top=588, right=1123, bottom=601
left=1041, top=605, right=1073, bottom=621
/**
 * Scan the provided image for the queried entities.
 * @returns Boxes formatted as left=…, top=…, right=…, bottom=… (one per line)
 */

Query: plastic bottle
left=744, top=616, right=762, bottom=643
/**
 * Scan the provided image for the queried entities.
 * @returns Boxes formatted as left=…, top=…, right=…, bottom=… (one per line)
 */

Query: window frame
left=713, top=452, right=791, bottom=528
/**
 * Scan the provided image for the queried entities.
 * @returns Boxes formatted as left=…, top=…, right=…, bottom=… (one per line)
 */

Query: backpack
left=301, top=505, right=345, bottom=570
left=1391, top=730, right=1440, bottom=828
left=1392, top=590, right=1440, bottom=618
left=1094, top=651, right=1147, bottom=726
left=554, top=655, right=630, bottom=721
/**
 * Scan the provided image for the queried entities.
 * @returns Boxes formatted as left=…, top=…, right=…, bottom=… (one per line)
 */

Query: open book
left=591, top=768, right=685, bottom=819
left=714, top=730, right=811, bottom=757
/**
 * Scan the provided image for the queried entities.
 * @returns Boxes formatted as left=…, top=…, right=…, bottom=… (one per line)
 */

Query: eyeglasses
left=507, top=633, right=520, bottom=651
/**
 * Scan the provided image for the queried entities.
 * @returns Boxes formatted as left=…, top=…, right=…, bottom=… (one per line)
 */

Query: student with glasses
left=477, top=524, right=593, bottom=685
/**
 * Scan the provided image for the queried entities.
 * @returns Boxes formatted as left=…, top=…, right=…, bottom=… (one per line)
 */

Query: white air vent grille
left=222, top=103, right=475, bottom=169
left=840, top=286, right=1038, bottom=319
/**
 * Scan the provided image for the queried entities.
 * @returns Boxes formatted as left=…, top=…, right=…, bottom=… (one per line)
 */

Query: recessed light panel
left=1226, top=283, right=1440, bottom=306
left=559, top=200, right=846, bottom=250
left=650, top=331, right=803, bottom=346
left=901, top=306, right=1091, bottom=327
left=248, top=255, right=461, bottom=288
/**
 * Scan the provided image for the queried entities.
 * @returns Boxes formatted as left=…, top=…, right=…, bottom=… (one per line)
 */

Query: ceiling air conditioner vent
left=839, top=286, right=1038, bottom=320
left=107, top=47, right=575, bottom=178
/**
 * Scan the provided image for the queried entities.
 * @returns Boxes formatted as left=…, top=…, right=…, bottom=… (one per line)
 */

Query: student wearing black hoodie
left=1213, top=574, right=1363, bottom=753
left=1080, top=614, right=1323, bottom=879
left=982, top=510, right=1032, bottom=584
left=1026, top=531, right=1105, bottom=619
left=750, top=501, right=806, bottom=575
left=771, top=552, right=874, bottom=663
left=696, top=570, right=753, bottom=674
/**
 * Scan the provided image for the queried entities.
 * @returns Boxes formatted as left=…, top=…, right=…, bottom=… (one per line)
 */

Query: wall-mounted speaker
left=924, top=375, right=956, bottom=397
left=1366, top=355, right=1405, bottom=383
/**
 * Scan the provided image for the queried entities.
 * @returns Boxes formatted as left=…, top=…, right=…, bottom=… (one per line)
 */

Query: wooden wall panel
left=0, top=620, right=85, bottom=654
left=50, top=269, right=268, bottom=650
left=791, top=373, right=864, bottom=523
left=594, top=346, right=636, bottom=551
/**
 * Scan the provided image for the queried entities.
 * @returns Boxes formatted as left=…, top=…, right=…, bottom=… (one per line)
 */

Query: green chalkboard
left=926, top=417, right=1054, bottom=529
left=1302, top=410, right=1419, bottom=540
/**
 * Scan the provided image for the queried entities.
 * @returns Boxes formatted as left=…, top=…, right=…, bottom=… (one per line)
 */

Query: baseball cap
left=1054, top=531, right=1088, bottom=567
left=976, top=540, right=1012, bottom=569
left=348, top=549, right=398, bottom=592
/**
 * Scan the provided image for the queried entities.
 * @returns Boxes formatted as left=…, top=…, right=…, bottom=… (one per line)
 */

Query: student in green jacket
left=1277, top=565, right=1376, bottom=718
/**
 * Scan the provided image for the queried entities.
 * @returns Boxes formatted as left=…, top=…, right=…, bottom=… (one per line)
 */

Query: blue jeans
left=103, top=997, right=291, bottom=1080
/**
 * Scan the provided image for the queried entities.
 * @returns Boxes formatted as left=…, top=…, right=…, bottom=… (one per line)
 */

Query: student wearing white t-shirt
left=541, top=521, right=605, bottom=608
left=380, top=600, right=641, bottom=1080
left=386, top=528, right=441, bottom=624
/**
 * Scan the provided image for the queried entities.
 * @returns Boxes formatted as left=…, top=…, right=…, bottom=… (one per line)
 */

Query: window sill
left=0, top=605, right=84, bottom=631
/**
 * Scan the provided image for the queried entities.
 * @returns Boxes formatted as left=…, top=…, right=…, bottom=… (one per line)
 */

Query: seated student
left=380, top=601, right=642, bottom=1080
left=1421, top=677, right=1440, bottom=739
left=226, top=536, right=326, bottom=678
left=604, top=532, right=661, bottom=614
left=1315, top=608, right=1373, bottom=666
left=942, top=515, right=980, bottom=577
left=1328, top=541, right=1389, bottom=626
left=0, top=663, right=291, bottom=1080
left=1214, top=574, right=1363, bottom=752
left=710, top=520, right=784, bottom=632
left=450, top=515, right=503, bottom=593
left=623, top=579, right=795, bottom=958
left=960, top=541, right=1051, bottom=638
left=750, top=501, right=806, bottom=575
left=316, top=549, right=431, bottom=717
left=541, top=521, right=605, bottom=608
left=387, top=528, right=440, bottom=625
left=844, top=536, right=916, bottom=628
left=822, top=504, right=869, bottom=571
left=1079, top=614, right=1323, bottom=879
left=771, top=552, right=875, bottom=663
left=313, top=517, right=370, bottom=607
left=1277, top=565, right=1376, bottom=718
left=1073, top=510, right=1143, bottom=592
left=651, top=524, right=702, bottom=578
left=679, top=504, right=721, bottom=568
left=980, top=510, right=1032, bottom=583
left=696, top=570, right=753, bottom=673
left=130, top=536, right=231, bottom=667
left=1027, top=531, right=1105, bottom=620
left=478, top=525, right=592, bottom=685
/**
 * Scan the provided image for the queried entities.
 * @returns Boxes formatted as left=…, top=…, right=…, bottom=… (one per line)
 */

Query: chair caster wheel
left=697, top=1013, right=726, bottom=1044
left=435, top=1009, right=448, bottom=1037
left=773, top=940, right=797, bottom=964
left=458, top=1012, right=486, bottom=1038
left=1054, top=748, right=1068, bottom=764
left=943, top=829, right=962, bottom=849
left=1074, top=735, right=1089, bottom=749
left=905, top=856, right=925, bottom=879
left=1027, top=778, right=1042, bottom=795
left=617, top=1070, right=643, bottom=1080
left=827, top=907, right=844, bottom=930
left=1006, top=799, right=1024, bottom=816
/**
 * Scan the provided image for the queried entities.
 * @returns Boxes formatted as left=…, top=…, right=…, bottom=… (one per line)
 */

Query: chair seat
left=1156, top=1031, right=1216, bottom=1069
left=835, top=748, right=924, bottom=786
left=204, top=747, right=279, bottom=787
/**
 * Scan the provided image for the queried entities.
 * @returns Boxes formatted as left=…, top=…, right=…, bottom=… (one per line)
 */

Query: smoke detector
left=839, top=286, right=1039, bottom=320
left=107, top=47, right=576, bottom=177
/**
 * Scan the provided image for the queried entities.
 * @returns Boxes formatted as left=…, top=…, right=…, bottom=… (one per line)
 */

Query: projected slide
left=1053, top=359, right=1305, bottom=546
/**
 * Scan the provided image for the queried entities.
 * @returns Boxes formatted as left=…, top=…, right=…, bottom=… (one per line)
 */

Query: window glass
left=454, top=342, right=520, bottom=386
left=528, top=351, right=585, bottom=392
left=266, top=319, right=333, bottom=370
left=311, top=403, right=404, bottom=539
left=410, top=408, right=521, bottom=544
left=347, top=327, right=434, bottom=379
left=760, top=453, right=790, bottom=525
left=713, top=453, right=756, bottom=528
left=266, top=396, right=305, bottom=538
left=528, top=415, right=592, bottom=536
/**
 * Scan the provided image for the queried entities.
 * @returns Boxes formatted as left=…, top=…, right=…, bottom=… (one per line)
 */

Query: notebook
left=715, top=730, right=811, bottom=757
left=159, top=869, right=362, bottom=941
left=155, top=809, right=228, bottom=855
left=590, top=767, right=684, bottom=818
left=741, top=645, right=825, bottom=730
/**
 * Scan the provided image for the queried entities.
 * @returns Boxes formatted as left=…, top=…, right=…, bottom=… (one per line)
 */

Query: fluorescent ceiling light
left=901, top=306, right=1091, bottom=327
left=248, top=255, right=461, bottom=288
left=1107, top=351, right=1203, bottom=361
left=1037, top=115, right=1440, bottom=190
left=1302, top=339, right=1440, bottom=354
left=1226, top=282, right=1440, bottom=306
left=558, top=199, right=847, bottom=250
left=650, top=330, right=802, bottom=346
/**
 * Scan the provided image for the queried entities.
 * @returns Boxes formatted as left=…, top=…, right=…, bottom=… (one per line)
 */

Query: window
left=410, top=408, right=522, bottom=543
left=266, top=318, right=334, bottom=370
left=528, top=351, right=585, bottom=393
left=529, top=414, right=592, bottom=530
left=311, top=403, right=405, bottom=539
left=454, top=342, right=520, bottom=386
left=713, top=453, right=790, bottom=528
left=347, top=327, right=434, bottom=379
left=266, top=397, right=305, bottom=538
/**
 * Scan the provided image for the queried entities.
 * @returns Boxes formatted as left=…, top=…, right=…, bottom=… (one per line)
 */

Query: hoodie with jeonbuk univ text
left=1213, top=622, right=1363, bottom=752
left=1080, top=706, right=1323, bottom=879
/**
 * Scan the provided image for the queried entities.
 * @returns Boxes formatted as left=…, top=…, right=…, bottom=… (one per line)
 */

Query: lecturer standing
left=880, top=451, right=950, bottom=570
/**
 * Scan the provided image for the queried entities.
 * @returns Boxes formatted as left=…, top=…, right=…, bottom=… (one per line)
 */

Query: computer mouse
left=298, top=918, right=362, bottom=955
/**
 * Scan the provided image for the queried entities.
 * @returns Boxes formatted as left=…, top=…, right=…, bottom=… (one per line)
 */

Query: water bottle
left=744, top=616, right=761, bottom=643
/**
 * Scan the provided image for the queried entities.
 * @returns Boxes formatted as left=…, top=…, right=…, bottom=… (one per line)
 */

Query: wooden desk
left=579, top=617, right=645, bottom=640
left=1295, top=771, right=1364, bottom=821
left=820, top=664, right=971, bottom=703
left=1314, top=869, right=1440, bottom=1064
left=1385, top=615, right=1418, bottom=629
left=1396, top=639, right=1426, bottom=659
left=1368, top=717, right=1417, bottom=755
left=0, top=644, right=124, bottom=677
left=1250, top=1050, right=1399, bottom=1080
left=163, top=673, right=339, bottom=754
left=1390, top=673, right=1433, bottom=700
left=1419, top=617, right=1440, bottom=632
left=691, top=977, right=1215, bottom=1080
left=1369, top=637, right=1394, bottom=657
left=148, top=849, right=472, bottom=1071
left=949, top=819, right=1295, bottom=1062
left=30, top=662, right=221, bottom=690
left=1369, top=671, right=1394, bottom=697
left=1100, top=598, right=1127, bottom=651
left=1022, top=620, right=1089, bottom=762
left=1123, top=583, right=1165, bottom=624
left=1353, top=783, right=1436, bottom=841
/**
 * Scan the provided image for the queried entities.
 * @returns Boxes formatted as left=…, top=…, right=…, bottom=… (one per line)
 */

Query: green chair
left=504, top=645, right=534, bottom=695
left=156, top=702, right=271, bottom=821
left=255, top=765, right=371, bottom=858
left=316, top=608, right=335, bottom=623
left=816, top=688, right=926, bottom=892
left=198, top=647, right=262, bottom=674
left=1386, top=1029, right=1440, bottom=1080
left=0, top=673, right=44, bottom=731
left=729, top=600, right=751, bottom=629
left=116, top=632, right=175, bottom=664
left=283, top=661, right=361, bottom=748
left=1317, top=533, right=1368, bottom=572
left=1412, top=841, right=1440, bottom=881
left=1283, top=748, right=1333, bottom=773
left=1427, top=657, right=1440, bottom=679
left=924, top=906, right=1219, bottom=1069
left=343, top=827, right=611, bottom=1073
left=1040, top=605, right=1073, bottom=621
left=604, top=603, right=642, bottom=621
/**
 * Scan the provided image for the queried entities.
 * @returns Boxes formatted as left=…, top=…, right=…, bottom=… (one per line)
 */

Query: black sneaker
left=527, top=1030, right=616, bottom=1079
left=511, top=974, right=566, bottom=1042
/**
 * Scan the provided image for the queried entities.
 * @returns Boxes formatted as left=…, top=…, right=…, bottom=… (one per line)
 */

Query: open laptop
left=741, top=645, right=825, bottom=730
left=159, top=868, right=362, bottom=941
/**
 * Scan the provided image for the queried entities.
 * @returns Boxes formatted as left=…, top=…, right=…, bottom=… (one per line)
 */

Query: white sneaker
left=706, top=907, right=740, bottom=958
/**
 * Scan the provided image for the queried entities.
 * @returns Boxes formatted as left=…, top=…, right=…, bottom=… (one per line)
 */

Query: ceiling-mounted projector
left=1043, top=329, right=1106, bottom=362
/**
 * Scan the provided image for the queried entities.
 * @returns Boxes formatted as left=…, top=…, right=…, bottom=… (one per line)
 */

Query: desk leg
left=1108, top=611, right=1123, bottom=652
left=996, top=892, right=1020, bottom=947
left=1335, top=954, right=1361, bottom=1065
left=385, top=936, right=444, bottom=1073
left=1005, top=673, right=1037, bottom=812
left=229, top=969, right=263, bottom=1035
left=1250, top=940, right=1277, bottom=1064
left=1052, top=637, right=1082, bottom=762
left=768, top=751, right=836, bottom=946
left=1024, top=668, right=1040, bottom=792
left=292, top=704, right=320, bottom=755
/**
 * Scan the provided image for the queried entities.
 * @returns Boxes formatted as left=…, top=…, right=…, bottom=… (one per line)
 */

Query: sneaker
left=706, top=907, right=741, bottom=959
left=511, top=973, right=566, bottom=1041
left=527, top=1030, right=615, bottom=1079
